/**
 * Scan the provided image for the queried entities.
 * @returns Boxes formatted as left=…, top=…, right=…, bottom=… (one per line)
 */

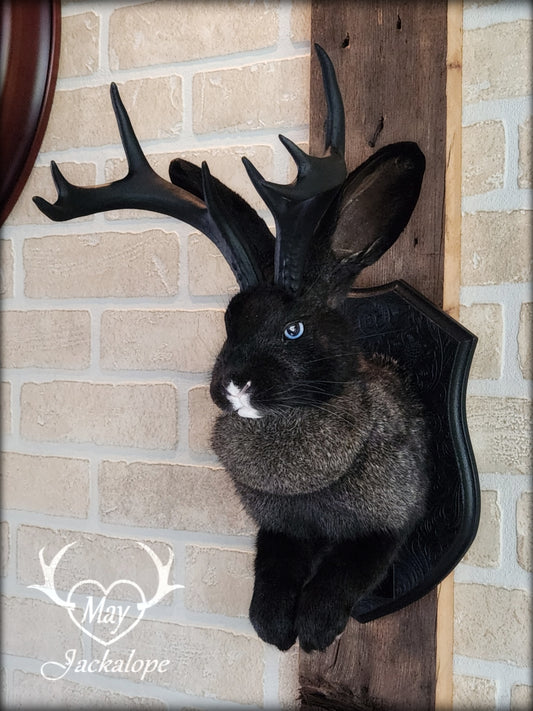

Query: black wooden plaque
left=342, top=280, right=479, bottom=623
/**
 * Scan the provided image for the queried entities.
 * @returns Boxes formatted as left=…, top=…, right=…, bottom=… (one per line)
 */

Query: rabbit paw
left=249, top=581, right=298, bottom=651
left=296, top=585, right=352, bottom=653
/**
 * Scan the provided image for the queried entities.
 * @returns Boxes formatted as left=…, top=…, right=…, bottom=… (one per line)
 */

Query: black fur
left=210, top=283, right=430, bottom=652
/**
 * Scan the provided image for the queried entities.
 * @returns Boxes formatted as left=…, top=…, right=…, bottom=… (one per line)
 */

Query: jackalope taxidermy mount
left=35, top=46, right=457, bottom=653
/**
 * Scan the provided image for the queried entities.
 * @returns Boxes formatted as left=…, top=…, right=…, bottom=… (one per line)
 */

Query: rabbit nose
left=225, top=380, right=262, bottom=419
left=225, top=380, right=252, bottom=399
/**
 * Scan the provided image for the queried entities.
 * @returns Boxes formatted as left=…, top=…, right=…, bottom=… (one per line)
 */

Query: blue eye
left=283, top=321, right=304, bottom=340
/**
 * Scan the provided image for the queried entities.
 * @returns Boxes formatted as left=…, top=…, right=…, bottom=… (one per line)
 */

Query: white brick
left=511, top=683, right=533, bottom=710
left=188, top=385, right=219, bottom=453
left=11, top=670, right=166, bottom=709
left=100, top=309, right=225, bottom=373
left=193, top=57, right=309, bottom=134
left=20, top=381, right=178, bottom=449
left=454, top=584, right=532, bottom=666
left=188, top=233, right=238, bottom=297
left=2, top=452, right=89, bottom=518
left=459, top=304, right=503, bottom=379
left=99, top=461, right=254, bottom=535
left=517, top=492, right=532, bottom=572
left=2, top=311, right=91, bottom=369
left=461, top=211, right=532, bottom=286
left=518, top=302, right=532, bottom=379
left=466, top=397, right=532, bottom=474
left=1, top=382, right=11, bottom=435
left=24, top=231, right=179, bottom=299
left=290, top=0, right=311, bottom=43
left=58, top=12, right=99, bottom=78
left=1, top=522, right=9, bottom=577
left=100, top=616, right=264, bottom=705
left=42, top=77, right=183, bottom=151
left=463, top=121, right=505, bottom=195
left=109, top=1, right=279, bottom=69
left=463, top=21, right=533, bottom=104
left=2, top=595, right=82, bottom=661
left=453, top=674, right=496, bottom=710
left=518, top=115, right=532, bottom=189
left=0, top=239, right=14, bottom=296
left=185, top=545, right=253, bottom=617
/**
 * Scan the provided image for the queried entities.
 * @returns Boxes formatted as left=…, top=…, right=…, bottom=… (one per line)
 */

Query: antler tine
left=33, top=84, right=264, bottom=290
left=33, top=83, right=208, bottom=225
left=241, top=44, right=347, bottom=294
left=109, top=82, right=151, bottom=174
left=315, top=43, right=345, bottom=157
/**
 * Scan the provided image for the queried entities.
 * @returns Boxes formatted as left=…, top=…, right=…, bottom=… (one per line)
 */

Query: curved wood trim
left=0, top=0, right=61, bottom=225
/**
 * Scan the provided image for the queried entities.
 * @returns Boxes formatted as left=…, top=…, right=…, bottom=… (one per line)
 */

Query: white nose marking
left=227, top=381, right=251, bottom=398
left=226, top=380, right=262, bottom=419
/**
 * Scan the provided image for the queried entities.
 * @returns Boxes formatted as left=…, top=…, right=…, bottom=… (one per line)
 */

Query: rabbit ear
left=325, top=142, right=425, bottom=298
left=169, top=157, right=275, bottom=283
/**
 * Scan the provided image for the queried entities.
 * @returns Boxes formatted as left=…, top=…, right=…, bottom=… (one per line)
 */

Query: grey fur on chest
left=232, top=458, right=425, bottom=541
left=211, top=368, right=430, bottom=540
left=211, top=381, right=371, bottom=496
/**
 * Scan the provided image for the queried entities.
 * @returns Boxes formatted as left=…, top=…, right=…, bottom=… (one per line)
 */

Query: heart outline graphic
left=66, top=578, right=147, bottom=647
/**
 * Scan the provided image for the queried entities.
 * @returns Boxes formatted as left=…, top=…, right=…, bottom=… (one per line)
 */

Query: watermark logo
left=28, top=541, right=183, bottom=681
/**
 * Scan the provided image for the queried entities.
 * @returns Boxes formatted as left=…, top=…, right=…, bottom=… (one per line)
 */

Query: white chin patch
left=226, top=381, right=262, bottom=419
left=236, top=405, right=262, bottom=419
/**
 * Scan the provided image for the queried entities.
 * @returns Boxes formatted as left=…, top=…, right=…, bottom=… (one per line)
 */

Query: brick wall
left=1, top=1, right=531, bottom=709
left=1, top=1, right=306, bottom=707
left=454, top=1, right=532, bottom=709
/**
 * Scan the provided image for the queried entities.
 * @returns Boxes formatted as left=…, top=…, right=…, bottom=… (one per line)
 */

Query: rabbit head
left=209, top=66, right=425, bottom=420
left=209, top=283, right=360, bottom=419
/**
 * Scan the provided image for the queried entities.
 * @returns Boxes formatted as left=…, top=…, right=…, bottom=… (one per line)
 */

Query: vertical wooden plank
left=300, top=593, right=437, bottom=710
left=301, top=2, right=459, bottom=709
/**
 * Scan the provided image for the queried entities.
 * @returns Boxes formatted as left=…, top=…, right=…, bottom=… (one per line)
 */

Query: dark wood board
left=302, top=1, right=450, bottom=708
left=310, top=0, right=448, bottom=308
left=300, top=594, right=437, bottom=711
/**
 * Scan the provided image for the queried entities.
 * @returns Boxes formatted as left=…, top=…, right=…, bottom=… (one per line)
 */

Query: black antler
left=34, top=46, right=346, bottom=295
left=33, top=83, right=271, bottom=291
left=242, top=44, right=347, bottom=295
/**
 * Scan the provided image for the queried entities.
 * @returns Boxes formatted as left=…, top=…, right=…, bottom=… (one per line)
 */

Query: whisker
left=285, top=379, right=352, bottom=388
left=297, top=351, right=361, bottom=367
left=262, top=396, right=357, bottom=427
left=255, top=379, right=356, bottom=413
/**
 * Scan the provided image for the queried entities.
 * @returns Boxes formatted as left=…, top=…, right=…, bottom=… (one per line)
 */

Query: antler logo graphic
left=29, top=542, right=183, bottom=646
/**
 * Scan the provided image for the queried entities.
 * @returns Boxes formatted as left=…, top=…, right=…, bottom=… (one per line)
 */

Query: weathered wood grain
left=310, top=0, right=448, bottom=307
left=302, top=2, right=456, bottom=708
